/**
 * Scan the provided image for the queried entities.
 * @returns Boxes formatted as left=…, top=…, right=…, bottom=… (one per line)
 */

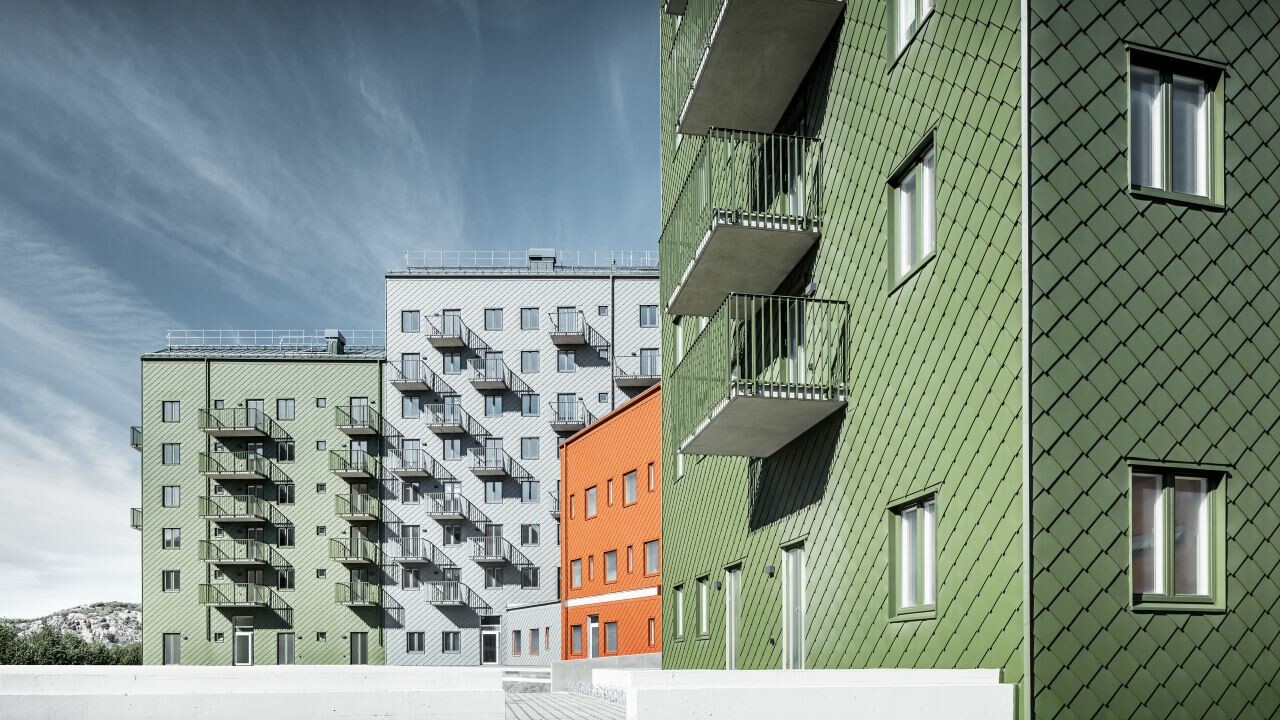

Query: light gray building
left=380, top=249, right=659, bottom=666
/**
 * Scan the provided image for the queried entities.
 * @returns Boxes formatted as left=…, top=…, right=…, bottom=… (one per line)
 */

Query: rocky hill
left=4, top=602, right=141, bottom=646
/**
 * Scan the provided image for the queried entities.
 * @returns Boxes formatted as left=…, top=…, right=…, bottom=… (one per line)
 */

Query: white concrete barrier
left=0, top=665, right=505, bottom=720
left=591, top=668, right=1015, bottom=720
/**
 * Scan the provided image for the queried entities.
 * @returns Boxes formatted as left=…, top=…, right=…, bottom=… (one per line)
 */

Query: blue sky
left=0, top=0, right=658, bottom=617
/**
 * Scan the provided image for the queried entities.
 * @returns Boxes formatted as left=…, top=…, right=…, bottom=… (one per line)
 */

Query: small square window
left=402, top=395, right=421, bottom=419
left=639, top=305, right=658, bottom=327
left=316, top=568, right=326, bottom=579
left=316, top=526, right=326, bottom=536
left=598, top=392, right=608, bottom=403
left=316, top=483, right=327, bottom=494
left=213, top=632, right=225, bottom=642
left=316, top=440, right=326, bottom=451
left=597, top=305, right=608, bottom=316
left=401, top=310, right=421, bottom=333
left=162, top=401, right=181, bottom=423
left=521, top=524, right=540, bottom=545
left=214, top=399, right=225, bottom=409
left=162, top=528, right=181, bottom=549
left=316, top=632, right=326, bottom=642
left=890, top=494, right=937, bottom=619
left=316, top=398, right=327, bottom=408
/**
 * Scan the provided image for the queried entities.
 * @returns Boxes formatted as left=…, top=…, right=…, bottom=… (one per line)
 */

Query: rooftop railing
left=165, top=330, right=384, bottom=351
left=466, top=357, right=533, bottom=396
left=403, top=250, right=658, bottom=274
left=425, top=580, right=490, bottom=611
left=198, top=407, right=289, bottom=440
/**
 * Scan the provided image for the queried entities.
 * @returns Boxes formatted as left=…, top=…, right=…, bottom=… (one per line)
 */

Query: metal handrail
left=424, top=404, right=490, bottom=439
left=199, top=406, right=288, bottom=440
left=388, top=358, right=455, bottom=395
left=616, top=354, right=662, bottom=379
left=472, top=537, right=532, bottom=566
left=198, top=583, right=293, bottom=623
left=129, top=426, right=143, bottom=450
left=335, top=493, right=381, bottom=518
left=335, top=581, right=382, bottom=605
left=198, top=538, right=282, bottom=566
left=198, top=494, right=270, bottom=521
left=198, top=451, right=291, bottom=484
left=425, top=580, right=490, bottom=610
left=329, top=537, right=379, bottom=563
left=423, top=492, right=489, bottom=525
left=425, top=314, right=490, bottom=350
left=395, top=537, right=455, bottom=566
left=549, top=401, right=597, bottom=427
left=334, top=404, right=398, bottom=438
left=546, top=309, right=610, bottom=350
left=670, top=293, right=848, bottom=445
left=167, top=329, right=384, bottom=350
left=390, top=448, right=453, bottom=479
left=549, top=493, right=560, bottom=517
left=469, top=448, right=532, bottom=479
left=328, top=450, right=387, bottom=479
left=466, top=357, right=534, bottom=396
left=130, top=507, right=142, bottom=529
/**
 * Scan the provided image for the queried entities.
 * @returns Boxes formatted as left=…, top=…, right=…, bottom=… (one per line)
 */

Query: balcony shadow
left=747, top=410, right=842, bottom=530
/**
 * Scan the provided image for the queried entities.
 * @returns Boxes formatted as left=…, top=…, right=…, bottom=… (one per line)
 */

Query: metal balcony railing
left=130, top=507, right=142, bottom=530
left=466, top=357, right=534, bottom=395
left=394, top=537, right=455, bottom=567
left=198, top=407, right=287, bottom=440
left=549, top=493, right=560, bottom=520
left=661, top=129, right=823, bottom=316
left=425, top=580, right=490, bottom=611
left=328, top=450, right=386, bottom=480
left=198, top=495, right=271, bottom=522
left=198, top=451, right=291, bottom=483
left=425, top=314, right=489, bottom=351
left=329, top=537, right=379, bottom=564
left=547, top=310, right=610, bottom=351
left=389, top=449, right=452, bottom=479
left=471, top=537, right=533, bottom=567
left=549, top=401, right=597, bottom=432
left=334, top=404, right=398, bottom=438
left=670, top=293, right=849, bottom=457
left=335, top=493, right=381, bottom=520
left=388, top=358, right=455, bottom=395
left=335, top=581, right=381, bottom=606
left=199, top=583, right=293, bottom=623
left=425, top=404, right=490, bottom=439
left=423, top=492, right=489, bottom=525
left=130, top=426, right=143, bottom=452
left=615, top=355, right=662, bottom=388
left=469, top=448, right=532, bottom=479
left=198, top=538, right=282, bottom=567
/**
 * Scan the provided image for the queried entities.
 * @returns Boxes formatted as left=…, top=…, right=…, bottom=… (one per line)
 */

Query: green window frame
left=1129, top=466, right=1226, bottom=612
left=887, top=134, right=936, bottom=289
left=888, top=492, right=937, bottom=621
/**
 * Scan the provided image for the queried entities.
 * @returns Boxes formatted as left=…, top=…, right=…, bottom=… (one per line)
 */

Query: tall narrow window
left=624, top=470, right=638, bottom=505
left=891, top=495, right=937, bottom=617
left=674, top=584, right=685, bottom=639
left=645, top=540, right=659, bottom=575
left=585, top=487, right=597, bottom=518
left=1130, top=54, right=1217, bottom=200
left=893, top=0, right=934, bottom=54
left=782, top=544, right=805, bottom=669
left=605, top=551, right=617, bottom=582
left=571, top=559, right=583, bottom=589
left=891, top=143, right=935, bottom=281
left=571, top=625, right=583, bottom=655
left=697, top=576, right=709, bottom=636
left=1132, top=469, right=1221, bottom=607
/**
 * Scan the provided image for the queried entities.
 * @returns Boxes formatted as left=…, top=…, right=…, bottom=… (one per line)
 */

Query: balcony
left=130, top=507, right=142, bottom=530
left=199, top=495, right=271, bottom=523
left=615, top=355, right=662, bottom=389
left=425, top=314, right=489, bottom=350
left=394, top=537, right=455, bottom=567
left=662, top=129, right=823, bottom=317
left=335, top=581, right=381, bottom=607
left=425, top=404, right=489, bottom=439
left=671, top=293, right=848, bottom=457
left=199, top=451, right=269, bottom=481
left=199, top=407, right=284, bottom=439
left=329, top=537, right=379, bottom=565
left=334, top=404, right=394, bottom=437
left=469, top=448, right=531, bottom=479
left=472, top=536, right=533, bottom=566
left=426, top=580, right=490, bottom=611
left=388, top=358, right=455, bottom=395
left=130, top=426, right=142, bottom=452
left=547, top=310, right=609, bottom=351
left=424, top=492, right=488, bottom=524
left=198, top=539, right=279, bottom=567
left=389, top=449, right=451, bottom=479
left=335, top=493, right=380, bottom=522
left=670, top=0, right=844, bottom=136
left=328, top=450, right=385, bottom=480
left=466, top=357, right=533, bottom=395
left=549, top=493, right=560, bottom=521
left=549, top=401, right=596, bottom=433
left=199, top=583, right=293, bottom=623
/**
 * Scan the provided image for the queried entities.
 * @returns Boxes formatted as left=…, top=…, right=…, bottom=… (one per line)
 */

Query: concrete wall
left=551, top=652, right=661, bottom=692
left=501, top=600, right=560, bottom=666
left=0, top=665, right=503, bottom=720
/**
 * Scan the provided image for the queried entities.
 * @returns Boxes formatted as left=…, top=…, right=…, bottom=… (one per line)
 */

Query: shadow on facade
left=747, top=411, right=842, bottom=530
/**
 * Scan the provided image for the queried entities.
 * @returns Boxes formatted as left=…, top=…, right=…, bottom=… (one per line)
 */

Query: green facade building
left=133, top=331, right=390, bottom=666
left=659, top=1, right=1280, bottom=718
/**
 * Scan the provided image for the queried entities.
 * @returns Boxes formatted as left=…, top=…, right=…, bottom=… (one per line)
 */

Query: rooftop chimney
left=324, top=329, right=346, bottom=355
left=527, top=248, right=556, bottom=270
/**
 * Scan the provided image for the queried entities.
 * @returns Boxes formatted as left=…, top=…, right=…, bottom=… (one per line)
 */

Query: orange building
left=559, top=383, right=661, bottom=660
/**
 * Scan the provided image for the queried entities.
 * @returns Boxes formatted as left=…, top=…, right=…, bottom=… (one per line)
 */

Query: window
left=627, top=545, right=634, bottom=573
left=598, top=392, right=608, bottom=403
left=605, top=622, right=618, bottom=653
left=571, top=559, right=582, bottom=589
left=316, top=632, right=327, bottom=642
left=402, top=566, right=421, bottom=590
left=597, top=305, right=608, bottom=316
left=402, top=482, right=420, bottom=504
left=162, top=634, right=181, bottom=665
left=402, top=395, right=421, bottom=419
left=162, top=486, right=181, bottom=507
left=624, top=471, right=637, bottom=505
left=648, top=618, right=657, bottom=647
left=316, top=440, right=326, bottom=451
left=570, top=494, right=575, bottom=519
left=276, top=399, right=295, bottom=420
left=600, top=348, right=610, bottom=362
left=605, top=551, right=618, bottom=582
left=443, top=524, right=462, bottom=546
left=639, top=305, right=658, bottom=327
left=891, top=495, right=936, bottom=617
left=444, top=438, right=462, bottom=461
left=521, top=307, right=539, bottom=330
left=512, top=630, right=522, bottom=655
left=782, top=544, right=806, bottom=668
left=588, top=555, right=595, bottom=581
left=647, top=463, right=655, bottom=492
left=521, top=437, right=540, bottom=460
left=1129, top=53, right=1220, bottom=202
left=484, top=308, right=503, bottom=331
left=521, top=567, right=539, bottom=588
left=443, top=352, right=462, bottom=374
left=316, top=483, right=327, bottom=494
left=162, top=401, right=180, bottom=422
left=531, top=628, right=541, bottom=655
left=213, top=399, right=225, bottom=409
left=441, top=631, right=461, bottom=653
left=1132, top=469, right=1223, bottom=608
left=162, top=528, right=181, bottom=549
left=571, top=625, right=583, bottom=655
left=401, top=310, right=421, bottom=333
left=521, top=480, right=540, bottom=503
left=607, top=479, right=614, bottom=505
left=316, top=526, right=326, bottom=536
left=276, top=525, right=295, bottom=547
left=316, top=568, right=326, bottom=579
left=890, top=142, right=935, bottom=282
left=277, top=568, right=295, bottom=590
left=676, top=450, right=684, bottom=481
left=484, top=395, right=502, bottom=417
left=521, top=394, right=540, bottom=416
left=892, top=0, right=934, bottom=54
left=674, top=585, right=685, bottom=639
left=585, top=487, right=597, bottom=518
left=674, top=316, right=684, bottom=365
left=645, top=540, right=659, bottom=574
left=485, top=567, right=502, bottom=589
left=697, top=576, right=709, bottom=636
left=276, top=441, right=295, bottom=462
left=162, top=570, right=180, bottom=591
left=277, top=484, right=294, bottom=504
left=485, top=480, right=502, bottom=504
left=521, top=524, right=540, bottom=545
left=557, top=350, right=577, bottom=373
left=521, top=351, right=540, bottom=373
left=406, top=632, right=425, bottom=653
left=640, top=348, right=660, bottom=376
left=162, top=443, right=181, bottom=465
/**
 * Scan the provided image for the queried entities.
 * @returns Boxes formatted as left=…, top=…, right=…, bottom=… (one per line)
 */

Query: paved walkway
left=505, top=691, right=625, bottom=720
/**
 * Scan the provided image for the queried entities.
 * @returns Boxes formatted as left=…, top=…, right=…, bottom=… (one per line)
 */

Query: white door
left=232, top=628, right=253, bottom=666
left=587, top=615, right=600, bottom=659
left=726, top=566, right=741, bottom=670
left=350, top=397, right=369, bottom=425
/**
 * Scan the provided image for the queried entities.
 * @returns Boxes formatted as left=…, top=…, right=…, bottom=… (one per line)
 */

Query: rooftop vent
left=527, top=248, right=557, bottom=270
left=324, top=329, right=346, bottom=355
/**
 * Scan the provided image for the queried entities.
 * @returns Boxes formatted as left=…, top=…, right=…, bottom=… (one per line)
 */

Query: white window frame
left=890, top=142, right=935, bottom=284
